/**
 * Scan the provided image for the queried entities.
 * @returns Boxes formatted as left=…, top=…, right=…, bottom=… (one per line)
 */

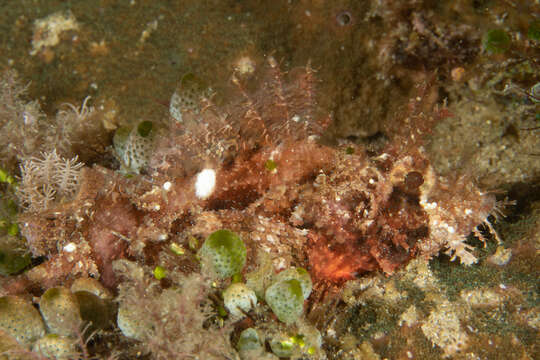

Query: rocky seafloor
left=0, top=1, right=538, bottom=359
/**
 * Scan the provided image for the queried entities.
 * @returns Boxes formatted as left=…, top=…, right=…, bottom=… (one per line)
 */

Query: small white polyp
left=63, top=242, right=76, bottom=252
left=162, top=181, right=172, bottom=191
left=195, top=168, right=216, bottom=199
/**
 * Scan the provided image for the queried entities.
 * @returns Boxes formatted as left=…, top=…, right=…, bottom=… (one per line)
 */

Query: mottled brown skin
left=14, top=65, right=498, bottom=297
left=87, top=191, right=139, bottom=288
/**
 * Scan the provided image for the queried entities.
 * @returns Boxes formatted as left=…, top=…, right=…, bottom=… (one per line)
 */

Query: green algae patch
left=198, top=229, right=246, bottom=279
left=265, top=279, right=304, bottom=324
left=483, top=29, right=511, bottom=54
left=528, top=20, right=540, bottom=41
left=0, top=248, right=30, bottom=276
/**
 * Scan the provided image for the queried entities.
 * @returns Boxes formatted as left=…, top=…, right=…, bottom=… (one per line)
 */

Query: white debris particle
left=423, top=201, right=438, bottom=210
left=274, top=257, right=286, bottom=270
left=233, top=56, right=256, bottom=76
left=63, top=242, right=77, bottom=253
left=266, top=234, right=277, bottom=244
left=399, top=305, right=419, bottom=327
left=488, top=246, right=512, bottom=266
left=31, top=11, right=79, bottom=55
left=195, top=168, right=216, bottom=199
left=162, top=181, right=172, bottom=191
left=421, top=301, right=468, bottom=357
left=460, top=288, right=503, bottom=307
left=139, top=19, right=158, bottom=44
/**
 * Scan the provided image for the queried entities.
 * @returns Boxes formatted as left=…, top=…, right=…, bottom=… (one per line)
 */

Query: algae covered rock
left=199, top=229, right=246, bottom=278
left=0, top=329, right=29, bottom=360
left=268, top=328, right=322, bottom=359
left=116, top=302, right=152, bottom=341
left=169, top=72, right=213, bottom=124
left=269, top=333, right=294, bottom=358
left=113, top=120, right=154, bottom=174
left=70, top=277, right=113, bottom=300
left=245, top=250, right=274, bottom=299
left=237, top=328, right=278, bottom=360
left=0, top=231, right=30, bottom=276
left=32, top=334, right=76, bottom=360
left=223, top=282, right=257, bottom=318
left=265, top=279, right=304, bottom=324
left=236, top=328, right=262, bottom=353
left=0, top=296, right=45, bottom=348
left=39, top=287, right=82, bottom=337
left=70, top=276, right=116, bottom=331
left=273, top=267, right=312, bottom=300
left=264, top=267, right=313, bottom=324
left=0, top=246, right=30, bottom=276
left=74, top=290, right=115, bottom=332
